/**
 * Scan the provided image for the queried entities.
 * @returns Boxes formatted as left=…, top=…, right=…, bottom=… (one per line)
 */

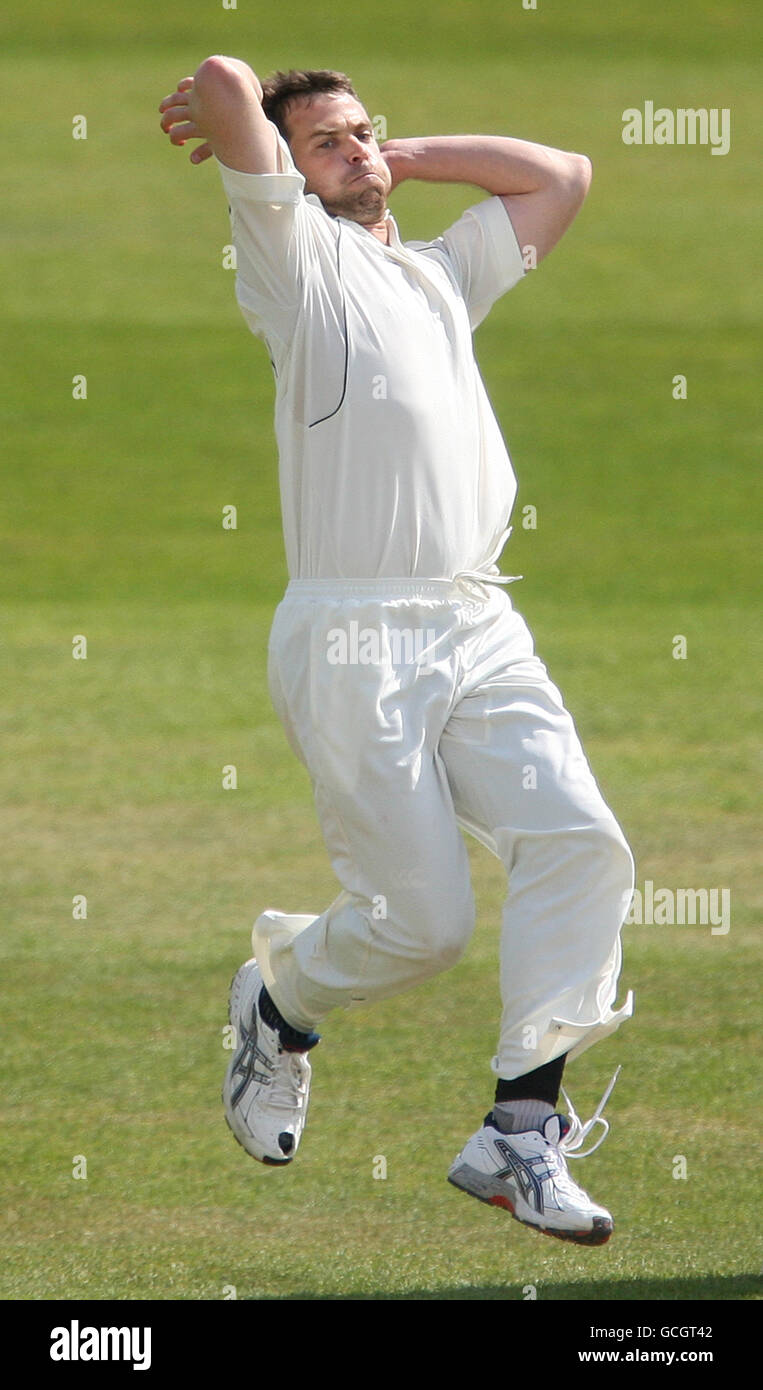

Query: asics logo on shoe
left=230, top=1014, right=275, bottom=1105
left=492, top=1138, right=553, bottom=1214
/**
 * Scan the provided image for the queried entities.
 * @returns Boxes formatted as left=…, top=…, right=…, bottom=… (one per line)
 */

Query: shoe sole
left=447, top=1170, right=614, bottom=1247
left=222, top=961, right=293, bottom=1167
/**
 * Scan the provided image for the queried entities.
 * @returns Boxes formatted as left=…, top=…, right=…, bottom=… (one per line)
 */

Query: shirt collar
left=383, top=211, right=402, bottom=248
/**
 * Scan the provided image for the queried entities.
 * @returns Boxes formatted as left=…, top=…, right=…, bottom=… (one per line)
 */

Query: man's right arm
left=159, top=55, right=278, bottom=173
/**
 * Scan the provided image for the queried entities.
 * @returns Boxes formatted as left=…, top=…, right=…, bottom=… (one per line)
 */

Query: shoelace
left=268, top=1050, right=309, bottom=1116
left=559, top=1065, right=621, bottom=1160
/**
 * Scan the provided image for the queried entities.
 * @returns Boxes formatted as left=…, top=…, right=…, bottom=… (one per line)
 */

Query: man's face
left=284, top=91, right=392, bottom=225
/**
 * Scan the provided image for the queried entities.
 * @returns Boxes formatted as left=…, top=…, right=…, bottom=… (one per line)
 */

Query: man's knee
left=403, top=893, right=476, bottom=975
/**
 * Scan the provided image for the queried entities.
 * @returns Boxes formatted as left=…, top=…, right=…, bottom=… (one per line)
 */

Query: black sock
left=494, top=1054, right=566, bottom=1108
left=258, top=985, right=321, bottom=1052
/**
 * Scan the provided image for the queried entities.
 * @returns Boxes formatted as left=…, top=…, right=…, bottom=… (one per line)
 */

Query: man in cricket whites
left=159, top=56, right=634, bottom=1245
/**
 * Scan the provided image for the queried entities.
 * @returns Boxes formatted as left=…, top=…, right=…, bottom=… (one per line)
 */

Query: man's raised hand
left=159, top=76, right=213, bottom=165
left=158, top=59, right=277, bottom=175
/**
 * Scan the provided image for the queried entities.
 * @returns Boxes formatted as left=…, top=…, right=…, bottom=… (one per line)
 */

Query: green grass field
left=2, top=0, right=760, bottom=1302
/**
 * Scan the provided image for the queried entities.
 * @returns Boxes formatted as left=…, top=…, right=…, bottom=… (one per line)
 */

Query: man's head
left=261, top=69, right=392, bottom=225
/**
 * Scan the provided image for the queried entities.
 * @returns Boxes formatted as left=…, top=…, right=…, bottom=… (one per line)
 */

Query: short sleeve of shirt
left=215, top=128, right=321, bottom=348
left=413, top=196, right=525, bottom=331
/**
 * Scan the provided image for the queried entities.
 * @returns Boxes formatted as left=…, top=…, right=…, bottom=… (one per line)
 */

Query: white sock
left=492, top=1099, right=555, bottom=1134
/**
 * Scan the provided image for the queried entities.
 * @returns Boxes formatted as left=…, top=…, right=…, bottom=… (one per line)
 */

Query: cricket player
left=159, top=56, right=635, bottom=1246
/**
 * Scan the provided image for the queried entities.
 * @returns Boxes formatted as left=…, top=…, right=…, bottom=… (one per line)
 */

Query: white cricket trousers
left=256, top=577, right=634, bottom=1079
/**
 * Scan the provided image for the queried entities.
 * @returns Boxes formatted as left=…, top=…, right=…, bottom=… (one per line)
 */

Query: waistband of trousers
left=283, top=572, right=522, bottom=603
left=284, top=577, right=467, bottom=601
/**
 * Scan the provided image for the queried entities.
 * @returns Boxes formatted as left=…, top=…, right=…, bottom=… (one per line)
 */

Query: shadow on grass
left=253, top=1273, right=760, bottom=1301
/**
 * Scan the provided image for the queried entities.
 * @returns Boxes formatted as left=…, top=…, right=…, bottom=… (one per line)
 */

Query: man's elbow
left=194, top=55, right=262, bottom=103
left=566, top=152, right=593, bottom=204
left=194, top=55, right=237, bottom=89
left=545, top=151, right=592, bottom=222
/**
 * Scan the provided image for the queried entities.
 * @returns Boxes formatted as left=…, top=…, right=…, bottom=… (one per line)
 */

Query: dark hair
left=261, top=69, right=358, bottom=142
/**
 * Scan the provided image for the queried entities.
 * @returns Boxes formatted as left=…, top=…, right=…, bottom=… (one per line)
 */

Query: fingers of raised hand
left=158, top=77, right=209, bottom=161
left=158, top=78, right=194, bottom=115
left=189, top=142, right=213, bottom=165
left=159, top=95, right=199, bottom=142
left=164, top=119, right=203, bottom=145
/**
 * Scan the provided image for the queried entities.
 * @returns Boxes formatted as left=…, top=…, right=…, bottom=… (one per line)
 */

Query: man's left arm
left=380, top=135, right=591, bottom=264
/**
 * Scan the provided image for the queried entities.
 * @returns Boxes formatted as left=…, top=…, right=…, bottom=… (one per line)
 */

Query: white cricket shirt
left=216, top=128, right=526, bottom=580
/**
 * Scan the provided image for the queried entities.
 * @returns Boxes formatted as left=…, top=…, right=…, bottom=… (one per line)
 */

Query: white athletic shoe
left=222, top=959, right=317, bottom=1165
left=448, top=1070, right=620, bottom=1247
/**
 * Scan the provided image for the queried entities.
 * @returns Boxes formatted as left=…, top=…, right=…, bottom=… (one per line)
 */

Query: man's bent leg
left=442, top=591, right=631, bottom=1243
left=439, top=591, right=634, bottom=1080
left=261, top=582, right=477, bottom=1031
